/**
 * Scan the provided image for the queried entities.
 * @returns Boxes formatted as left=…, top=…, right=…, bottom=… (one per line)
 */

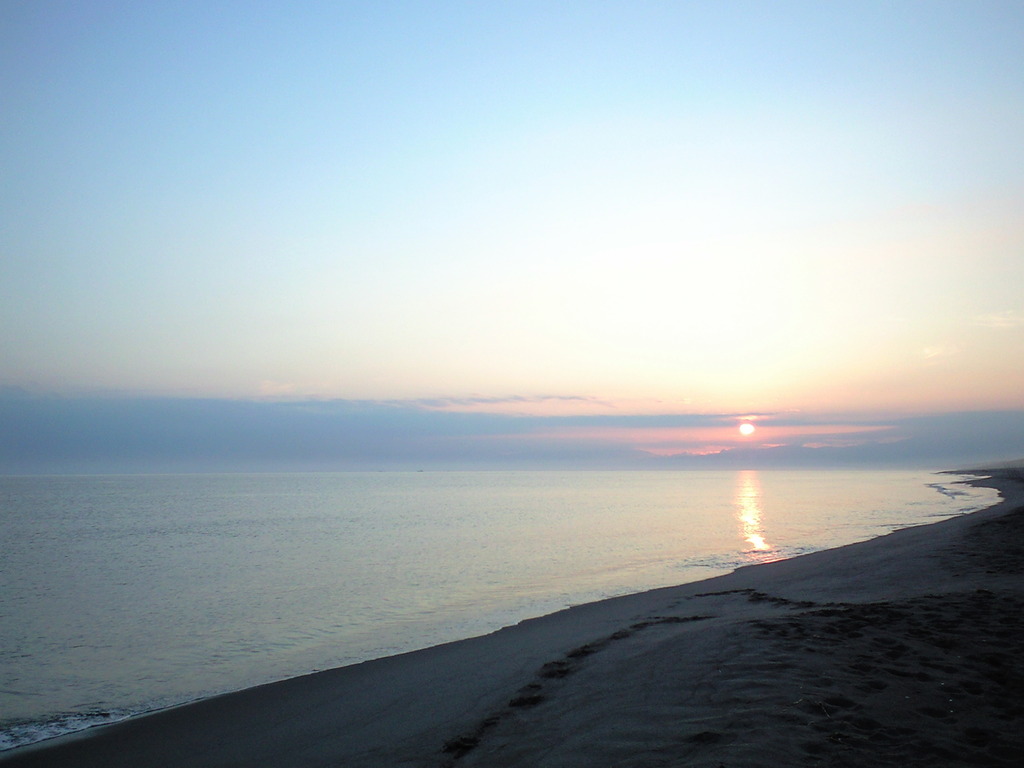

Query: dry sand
left=2, top=468, right=1022, bottom=767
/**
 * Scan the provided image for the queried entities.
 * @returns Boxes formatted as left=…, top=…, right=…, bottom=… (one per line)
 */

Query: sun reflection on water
left=735, top=470, right=775, bottom=561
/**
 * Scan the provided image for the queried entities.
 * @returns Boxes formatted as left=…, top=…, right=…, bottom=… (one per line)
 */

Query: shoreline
left=2, top=467, right=1022, bottom=767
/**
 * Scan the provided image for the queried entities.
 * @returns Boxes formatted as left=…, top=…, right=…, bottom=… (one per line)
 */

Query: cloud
left=402, top=394, right=604, bottom=415
left=0, top=394, right=1021, bottom=473
left=257, top=380, right=303, bottom=397
left=921, top=345, right=958, bottom=361
left=974, top=310, right=1024, bottom=329
left=638, top=445, right=731, bottom=457
left=529, top=423, right=893, bottom=451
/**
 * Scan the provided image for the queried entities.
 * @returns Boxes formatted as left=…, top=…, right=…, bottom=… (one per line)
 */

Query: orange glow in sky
left=518, top=422, right=896, bottom=458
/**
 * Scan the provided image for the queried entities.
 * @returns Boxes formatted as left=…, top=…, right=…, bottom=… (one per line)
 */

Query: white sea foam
left=0, top=709, right=135, bottom=751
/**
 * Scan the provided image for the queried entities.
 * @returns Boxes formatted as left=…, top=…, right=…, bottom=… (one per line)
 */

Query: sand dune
left=3, top=469, right=1021, bottom=767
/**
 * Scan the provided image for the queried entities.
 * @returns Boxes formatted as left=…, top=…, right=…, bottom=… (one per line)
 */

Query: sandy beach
left=2, top=467, right=1021, bottom=768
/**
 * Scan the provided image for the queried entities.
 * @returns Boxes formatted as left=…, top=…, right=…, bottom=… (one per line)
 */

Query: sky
left=2, top=1, right=1023, bottom=472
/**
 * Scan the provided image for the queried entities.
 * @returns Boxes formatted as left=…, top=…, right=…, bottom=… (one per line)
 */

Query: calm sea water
left=0, top=470, right=998, bottom=750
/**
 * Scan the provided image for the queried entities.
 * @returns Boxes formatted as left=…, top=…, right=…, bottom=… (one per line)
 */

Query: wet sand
left=2, top=468, right=1021, bottom=767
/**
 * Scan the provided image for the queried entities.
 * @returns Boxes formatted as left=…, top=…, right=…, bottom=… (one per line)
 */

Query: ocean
left=0, top=469, right=998, bottom=750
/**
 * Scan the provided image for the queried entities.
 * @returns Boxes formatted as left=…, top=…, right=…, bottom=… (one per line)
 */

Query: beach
left=2, top=467, right=1021, bottom=768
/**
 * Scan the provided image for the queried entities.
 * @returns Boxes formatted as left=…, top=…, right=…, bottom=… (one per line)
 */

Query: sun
left=739, top=422, right=756, bottom=436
